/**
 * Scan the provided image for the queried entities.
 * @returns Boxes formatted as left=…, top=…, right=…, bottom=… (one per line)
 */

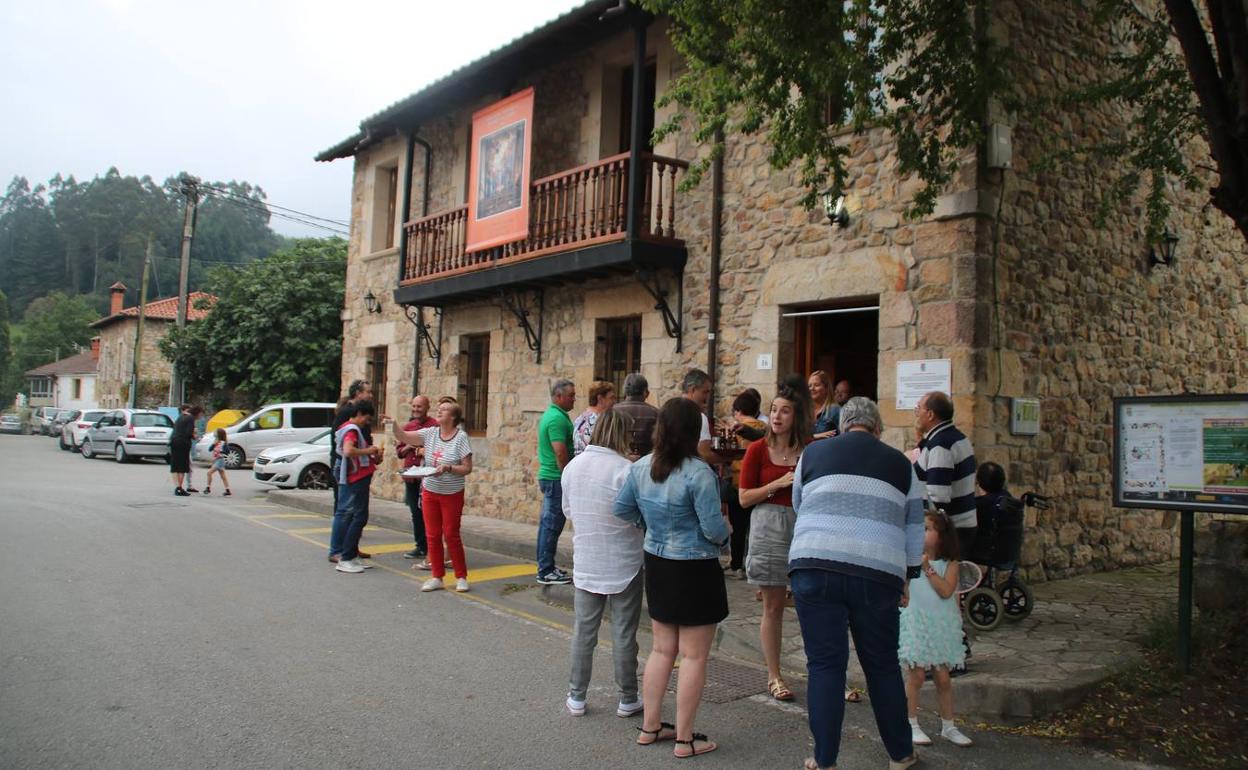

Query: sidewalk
left=267, top=488, right=1176, bottom=722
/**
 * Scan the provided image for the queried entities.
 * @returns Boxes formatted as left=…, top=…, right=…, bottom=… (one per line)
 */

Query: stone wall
left=976, top=1, right=1248, bottom=578
left=95, top=319, right=175, bottom=409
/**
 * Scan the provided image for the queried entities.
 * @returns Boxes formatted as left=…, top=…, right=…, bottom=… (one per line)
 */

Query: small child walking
left=898, top=509, right=973, bottom=747
left=204, top=428, right=232, bottom=497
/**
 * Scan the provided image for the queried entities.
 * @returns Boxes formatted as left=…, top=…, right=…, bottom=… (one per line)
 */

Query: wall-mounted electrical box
left=987, top=123, right=1013, bottom=170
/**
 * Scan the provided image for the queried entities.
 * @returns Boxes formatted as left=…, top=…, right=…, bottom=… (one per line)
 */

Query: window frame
left=459, top=334, right=490, bottom=436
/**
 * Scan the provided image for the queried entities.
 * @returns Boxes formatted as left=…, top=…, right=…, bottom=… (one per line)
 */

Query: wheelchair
left=961, top=491, right=1048, bottom=632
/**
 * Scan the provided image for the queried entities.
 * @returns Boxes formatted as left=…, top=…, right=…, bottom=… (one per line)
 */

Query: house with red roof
left=24, top=345, right=100, bottom=411
left=90, top=282, right=214, bottom=408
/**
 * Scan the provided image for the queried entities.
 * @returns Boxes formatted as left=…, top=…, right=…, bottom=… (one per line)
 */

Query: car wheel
left=80, top=439, right=94, bottom=459
left=298, top=463, right=332, bottom=490
left=223, top=444, right=245, bottom=470
left=115, top=443, right=129, bottom=463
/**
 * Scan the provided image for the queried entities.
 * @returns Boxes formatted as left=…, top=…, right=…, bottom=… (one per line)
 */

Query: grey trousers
left=568, top=570, right=643, bottom=702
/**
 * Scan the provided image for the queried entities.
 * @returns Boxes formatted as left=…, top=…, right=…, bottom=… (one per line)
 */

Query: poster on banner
left=1113, top=395, right=1248, bottom=514
left=466, top=88, right=534, bottom=253
left=895, top=359, right=952, bottom=410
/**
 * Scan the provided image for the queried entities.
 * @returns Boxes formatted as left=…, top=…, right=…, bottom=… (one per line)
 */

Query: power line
left=198, top=183, right=351, bottom=227
left=200, top=190, right=350, bottom=236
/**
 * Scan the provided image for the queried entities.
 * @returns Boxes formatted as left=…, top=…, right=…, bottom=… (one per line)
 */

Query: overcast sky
left=0, top=0, right=583, bottom=237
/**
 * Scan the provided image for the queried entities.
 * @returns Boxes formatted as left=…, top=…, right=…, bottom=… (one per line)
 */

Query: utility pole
left=129, top=236, right=153, bottom=409
left=170, top=174, right=199, bottom=406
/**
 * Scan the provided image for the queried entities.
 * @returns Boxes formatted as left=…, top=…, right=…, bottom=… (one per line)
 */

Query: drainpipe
left=706, top=131, right=724, bottom=416
left=407, top=132, right=433, bottom=394
left=625, top=12, right=649, bottom=240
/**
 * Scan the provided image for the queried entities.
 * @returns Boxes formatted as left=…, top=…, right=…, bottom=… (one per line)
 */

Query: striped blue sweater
left=790, top=431, right=925, bottom=592
left=914, top=421, right=977, bottom=529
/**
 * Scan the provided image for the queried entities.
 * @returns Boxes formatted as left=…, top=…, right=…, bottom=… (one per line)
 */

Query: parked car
left=34, top=406, right=65, bottom=436
left=193, top=402, right=336, bottom=470
left=253, top=429, right=334, bottom=489
left=51, top=409, right=80, bottom=437
left=0, top=413, right=22, bottom=435
left=206, top=409, right=247, bottom=434
left=60, top=409, right=109, bottom=451
left=80, top=409, right=175, bottom=463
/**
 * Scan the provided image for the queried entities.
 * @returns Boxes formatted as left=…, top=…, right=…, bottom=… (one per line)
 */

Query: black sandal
left=674, top=733, right=718, bottom=758
left=636, top=722, right=676, bottom=745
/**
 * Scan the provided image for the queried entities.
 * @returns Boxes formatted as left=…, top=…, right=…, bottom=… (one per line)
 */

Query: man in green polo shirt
left=536, top=378, right=576, bottom=584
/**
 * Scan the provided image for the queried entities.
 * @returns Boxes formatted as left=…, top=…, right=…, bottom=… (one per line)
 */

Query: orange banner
left=466, top=88, right=534, bottom=253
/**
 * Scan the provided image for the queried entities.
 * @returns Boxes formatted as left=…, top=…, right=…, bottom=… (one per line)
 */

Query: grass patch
left=997, top=605, right=1247, bottom=767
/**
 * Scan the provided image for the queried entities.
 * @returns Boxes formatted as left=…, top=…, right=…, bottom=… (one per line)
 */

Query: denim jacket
left=613, top=454, right=728, bottom=560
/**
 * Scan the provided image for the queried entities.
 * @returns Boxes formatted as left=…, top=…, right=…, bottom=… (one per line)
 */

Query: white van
left=193, top=402, right=336, bottom=469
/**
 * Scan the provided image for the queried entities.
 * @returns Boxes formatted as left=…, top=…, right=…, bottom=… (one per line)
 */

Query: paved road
left=0, top=433, right=1155, bottom=769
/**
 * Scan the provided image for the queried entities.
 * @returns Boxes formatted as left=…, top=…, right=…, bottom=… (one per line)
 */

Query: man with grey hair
left=613, top=373, right=659, bottom=457
left=788, top=396, right=923, bottom=770
left=535, top=378, right=576, bottom=584
left=681, top=368, right=724, bottom=465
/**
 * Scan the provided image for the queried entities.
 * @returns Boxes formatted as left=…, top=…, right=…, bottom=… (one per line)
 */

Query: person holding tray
left=392, top=400, right=474, bottom=593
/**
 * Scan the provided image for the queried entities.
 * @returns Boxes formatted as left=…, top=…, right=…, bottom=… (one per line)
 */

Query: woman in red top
left=738, top=380, right=811, bottom=701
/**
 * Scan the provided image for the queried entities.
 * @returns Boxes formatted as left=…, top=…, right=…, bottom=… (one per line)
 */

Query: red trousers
left=422, top=488, right=467, bottom=579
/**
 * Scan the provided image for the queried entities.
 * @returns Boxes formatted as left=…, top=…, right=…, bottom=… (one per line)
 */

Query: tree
left=160, top=238, right=347, bottom=405
left=0, top=177, right=64, bottom=316
left=0, top=291, right=11, bottom=406
left=17, top=292, right=99, bottom=369
left=643, top=0, right=1248, bottom=244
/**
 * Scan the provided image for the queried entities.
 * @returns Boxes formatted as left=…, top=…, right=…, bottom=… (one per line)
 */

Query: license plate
left=145, top=431, right=166, bottom=439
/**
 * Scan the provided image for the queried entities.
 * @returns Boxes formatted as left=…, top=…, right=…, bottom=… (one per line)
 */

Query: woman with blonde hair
left=560, top=409, right=644, bottom=717
left=573, top=380, right=617, bottom=455
left=808, top=370, right=839, bottom=440
left=391, top=399, right=474, bottom=593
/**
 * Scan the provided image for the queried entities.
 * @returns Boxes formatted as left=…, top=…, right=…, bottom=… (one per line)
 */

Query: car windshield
left=132, top=413, right=174, bottom=428
left=307, top=429, right=331, bottom=445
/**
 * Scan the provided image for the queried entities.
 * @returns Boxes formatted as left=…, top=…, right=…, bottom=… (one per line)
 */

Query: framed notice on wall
left=1113, top=394, right=1248, bottom=514
left=895, top=359, right=952, bottom=410
left=466, top=87, right=535, bottom=253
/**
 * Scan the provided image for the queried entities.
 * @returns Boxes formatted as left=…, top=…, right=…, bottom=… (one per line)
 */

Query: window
left=256, top=409, right=284, bottom=430
left=370, top=164, right=399, bottom=252
left=132, top=413, right=174, bottom=428
left=366, top=346, right=388, bottom=417
left=28, top=377, right=51, bottom=398
left=292, top=407, right=334, bottom=429
left=618, top=62, right=657, bottom=154
left=596, top=316, right=642, bottom=396
left=385, top=166, right=398, bottom=249
left=459, top=335, right=490, bottom=435
left=72, top=378, right=82, bottom=399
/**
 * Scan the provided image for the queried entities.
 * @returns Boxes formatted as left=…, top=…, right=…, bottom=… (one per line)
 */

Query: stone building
left=316, top=1, right=1248, bottom=580
left=91, top=282, right=214, bottom=408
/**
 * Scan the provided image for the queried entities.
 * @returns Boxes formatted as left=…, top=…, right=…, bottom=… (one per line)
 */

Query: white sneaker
left=942, top=724, right=973, bottom=747
left=455, top=578, right=470, bottom=592
left=335, top=558, right=365, bottom=574
left=910, top=723, right=932, bottom=746
left=421, top=577, right=444, bottom=592
left=616, top=699, right=643, bottom=718
left=565, top=696, right=586, bottom=716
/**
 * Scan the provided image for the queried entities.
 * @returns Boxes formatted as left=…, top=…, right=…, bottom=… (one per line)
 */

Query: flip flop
left=637, top=722, right=676, bottom=745
left=674, top=733, right=717, bottom=758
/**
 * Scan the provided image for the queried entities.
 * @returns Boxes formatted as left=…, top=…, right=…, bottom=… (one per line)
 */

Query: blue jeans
left=536, top=479, right=565, bottom=575
left=790, top=569, right=913, bottom=767
left=330, top=478, right=369, bottom=557
left=339, top=478, right=371, bottom=560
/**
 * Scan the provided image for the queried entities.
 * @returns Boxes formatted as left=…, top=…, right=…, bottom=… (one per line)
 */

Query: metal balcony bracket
left=403, top=304, right=443, bottom=368
left=499, top=289, right=544, bottom=363
left=637, top=269, right=683, bottom=352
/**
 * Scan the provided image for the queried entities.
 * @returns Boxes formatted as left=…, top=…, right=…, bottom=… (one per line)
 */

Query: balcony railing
left=402, top=152, right=688, bottom=285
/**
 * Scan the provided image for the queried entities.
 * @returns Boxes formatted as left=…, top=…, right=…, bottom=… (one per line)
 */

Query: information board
left=1114, top=395, right=1248, bottom=514
left=895, top=359, right=952, bottom=410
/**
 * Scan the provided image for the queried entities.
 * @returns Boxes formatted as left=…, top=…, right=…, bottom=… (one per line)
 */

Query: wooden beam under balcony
left=397, top=152, right=689, bottom=301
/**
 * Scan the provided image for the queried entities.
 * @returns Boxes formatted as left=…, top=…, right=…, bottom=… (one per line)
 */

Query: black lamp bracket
left=499, top=288, right=543, bottom=363
left=636, top=269, right=683, bottom=352
left=403, top=304, right=443, bottom=368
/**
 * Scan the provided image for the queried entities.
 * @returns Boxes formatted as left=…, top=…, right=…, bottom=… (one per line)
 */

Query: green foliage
left=17, top=292, right=98, bottom=367
left=643, top=0, right=1017, bottom=215
left=0, top=169, right=283, bottom=318
left=160, top=238, right=347, bottom=405
left=0, top=291, right=11, bottom=406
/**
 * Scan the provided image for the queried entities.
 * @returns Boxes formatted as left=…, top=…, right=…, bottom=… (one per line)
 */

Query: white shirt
left=561, top=445, right=643, bottom=594
left=700, top=413, right=712, bottom=442
left=416, top=426, right=472, bottom=495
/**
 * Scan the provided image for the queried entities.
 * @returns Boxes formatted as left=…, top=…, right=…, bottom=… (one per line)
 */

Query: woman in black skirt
left=614, top=397, right=730, bottom=758
left=169, top=405, right=202, bottom=496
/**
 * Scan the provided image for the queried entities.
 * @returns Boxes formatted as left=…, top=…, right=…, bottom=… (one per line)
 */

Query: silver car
left=80, top=409, right=175, bottom=463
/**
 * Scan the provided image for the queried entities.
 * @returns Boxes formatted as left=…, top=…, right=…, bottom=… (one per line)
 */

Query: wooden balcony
left=399, top=152, right=688, bottom=294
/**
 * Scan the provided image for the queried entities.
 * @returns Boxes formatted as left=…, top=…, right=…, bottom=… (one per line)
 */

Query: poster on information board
left=1113, top=394, right=1248, bottom=514
left=466, top=88, right=534, bottom=253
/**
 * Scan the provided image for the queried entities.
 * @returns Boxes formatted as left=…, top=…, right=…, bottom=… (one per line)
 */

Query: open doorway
left=788, top=300, right=879, bottom=402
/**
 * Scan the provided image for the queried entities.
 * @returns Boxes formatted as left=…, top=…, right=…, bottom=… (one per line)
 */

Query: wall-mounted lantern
left=363, top=291, right=383, bottom=315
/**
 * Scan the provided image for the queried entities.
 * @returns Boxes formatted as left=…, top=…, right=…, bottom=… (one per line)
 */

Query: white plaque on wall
left=895, top=359, right=952, bottom=410
left=1010, top=397, right=1041, bottom=435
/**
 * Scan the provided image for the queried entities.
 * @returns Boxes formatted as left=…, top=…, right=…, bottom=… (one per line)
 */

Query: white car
left=193, top=402, right=336, bottom=469
left=61, top=409, right=108, bottom=451
left=252, top=429, right=333, bottom=489
left=80, top=409, right=174, bottom=463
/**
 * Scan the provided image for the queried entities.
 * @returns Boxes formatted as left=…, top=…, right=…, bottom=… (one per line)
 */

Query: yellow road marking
left=248, top=513, right=324, bottom=520
left=463, top=563, right=537, bottom=582
left=356, top=542, right=420, bottom=555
